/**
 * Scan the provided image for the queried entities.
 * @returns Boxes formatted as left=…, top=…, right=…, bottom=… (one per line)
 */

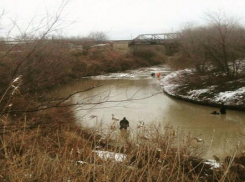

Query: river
left=57, top=65, right=245, bottom=159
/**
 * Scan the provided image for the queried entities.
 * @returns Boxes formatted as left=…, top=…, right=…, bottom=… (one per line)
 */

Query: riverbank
left=0, top=44, right=167, bottom=96
left=161, top=70, right=245, bottom=111
left=0, top=44, right=167, bottom=116
left=1, top=106, right=245, bottom=181
left=2, top=65, right=245, bottom=181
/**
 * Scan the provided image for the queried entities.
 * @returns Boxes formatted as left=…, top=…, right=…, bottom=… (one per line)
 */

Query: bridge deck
left=128, top=33, right=180, bottom=46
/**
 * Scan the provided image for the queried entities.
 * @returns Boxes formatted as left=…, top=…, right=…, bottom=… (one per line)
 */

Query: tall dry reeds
left=1, top=104, right=244, bottom=182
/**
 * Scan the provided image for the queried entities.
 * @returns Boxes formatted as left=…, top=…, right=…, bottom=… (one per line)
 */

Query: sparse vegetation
left=171, top=12, right=245, bottom=79
left=165, top=12, right=245, bottom=111
left=1, top=4, right=245, bottom=181
left=131, top=45, right=167, bottom=66
left=1, top=105, right=245, bottom=181
left=0, top=10, right=169, bottom=182
left=0, top=39, right=167, bottom=96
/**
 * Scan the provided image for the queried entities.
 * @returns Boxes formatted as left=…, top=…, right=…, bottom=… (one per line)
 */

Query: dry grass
left=0, top=39, right=167, bottom=97
left=112, top=41, right=129, bottom=54
left=1, top=103, right=245, bottom=182
left=1, top=39, right=244, bottom=182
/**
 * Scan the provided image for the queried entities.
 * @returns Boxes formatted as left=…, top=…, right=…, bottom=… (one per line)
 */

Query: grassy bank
left=1, top=106, right=245, bottom=181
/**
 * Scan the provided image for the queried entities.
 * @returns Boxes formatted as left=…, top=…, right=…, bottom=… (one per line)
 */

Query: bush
left=131, top=45, right=167, bottom=65
left=0, top=39, right=168, bottom=103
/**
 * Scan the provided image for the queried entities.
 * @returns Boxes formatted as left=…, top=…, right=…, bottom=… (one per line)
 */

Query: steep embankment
left=160, top=70, right=245, bottom=111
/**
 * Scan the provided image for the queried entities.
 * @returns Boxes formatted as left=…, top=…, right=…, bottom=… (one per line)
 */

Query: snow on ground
left=160, top=69, right=191, bottom=96
left=214, top=87, right=245, bottom=105
left=161, top=70, right=245, bottom=108
left=162, top=84, right=181, bottom=96
left=186, top=89, right=210, bottom=100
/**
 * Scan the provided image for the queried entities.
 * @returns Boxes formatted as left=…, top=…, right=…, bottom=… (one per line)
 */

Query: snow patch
left=160, top=70, right=191, bottom=95
left=186, top=89, right=210, bottom=100
left=214, top=87, right=245, bottom=104
left=161, top=69, right=245, bottom=107
left=188, top=89, right=209, bottom=96
left=163, top=84, right=181, bottom=95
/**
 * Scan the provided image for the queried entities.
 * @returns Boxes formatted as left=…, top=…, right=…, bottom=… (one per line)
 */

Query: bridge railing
left=129, top=33, right=180, bottom=46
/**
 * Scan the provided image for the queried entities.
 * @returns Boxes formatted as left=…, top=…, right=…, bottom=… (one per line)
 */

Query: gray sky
left=1, top=0, right=245, bottom=40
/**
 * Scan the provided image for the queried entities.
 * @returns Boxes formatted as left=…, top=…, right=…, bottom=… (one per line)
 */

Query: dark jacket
left=220, top=104, right=226, bottom=114
left=120, top=117, right=129, bottom=129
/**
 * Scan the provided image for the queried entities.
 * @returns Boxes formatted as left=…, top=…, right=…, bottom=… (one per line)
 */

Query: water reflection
left=57, top=66, right=245, bottom=159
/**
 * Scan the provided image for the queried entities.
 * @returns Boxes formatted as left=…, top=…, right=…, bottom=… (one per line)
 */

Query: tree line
left=174, top=12, right=245, bottom=79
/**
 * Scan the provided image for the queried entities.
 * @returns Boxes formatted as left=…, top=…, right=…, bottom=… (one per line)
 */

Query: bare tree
left=178, top=23, right=210, bottom=73
left=179, top=12, right=245, bottom=78
left=0, top=1, right=76, bottom=111
left=88, top=31, right=109, bottom=43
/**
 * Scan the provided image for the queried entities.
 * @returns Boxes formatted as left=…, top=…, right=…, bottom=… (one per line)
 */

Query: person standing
left=120, top=117, right=129, bottom=130
left=220, top=103, right=226, bottom=114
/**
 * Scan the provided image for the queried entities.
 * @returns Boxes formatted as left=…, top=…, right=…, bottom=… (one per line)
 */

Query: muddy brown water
left=57, top=65, right=245, bottom=159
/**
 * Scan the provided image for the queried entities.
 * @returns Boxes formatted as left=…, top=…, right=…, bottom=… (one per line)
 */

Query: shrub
left=131, top=45, right=167, bottom=65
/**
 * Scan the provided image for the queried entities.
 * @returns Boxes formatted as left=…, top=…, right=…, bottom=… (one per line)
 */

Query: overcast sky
left=1, top=0, right=245, bottom=40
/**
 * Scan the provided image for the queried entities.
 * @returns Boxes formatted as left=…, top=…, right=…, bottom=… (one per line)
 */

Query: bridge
left=128, top=33, right=180, bottom=46
left=128, top=33, right=180, bottom=55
